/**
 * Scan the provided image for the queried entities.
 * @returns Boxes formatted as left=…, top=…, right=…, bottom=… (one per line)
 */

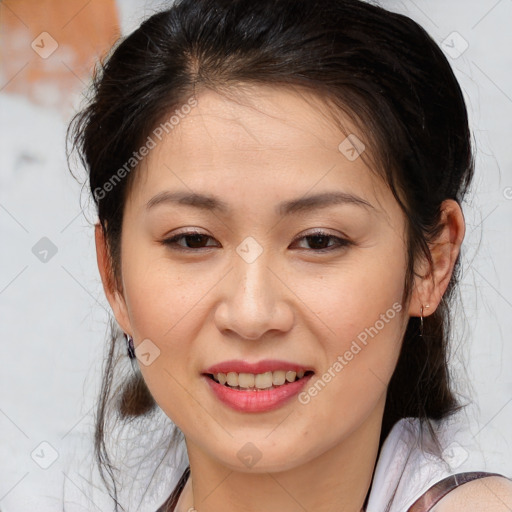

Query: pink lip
left=203, top=359, right=312, bottom=375
left=203, top=372, right=313, bottom=413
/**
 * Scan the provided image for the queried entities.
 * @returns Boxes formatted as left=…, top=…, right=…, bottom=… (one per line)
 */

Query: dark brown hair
left=67, top=0, right=474, bottom=509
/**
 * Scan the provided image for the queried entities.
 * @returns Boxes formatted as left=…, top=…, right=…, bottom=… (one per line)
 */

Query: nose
left=214, top=252, right=294, bottom=341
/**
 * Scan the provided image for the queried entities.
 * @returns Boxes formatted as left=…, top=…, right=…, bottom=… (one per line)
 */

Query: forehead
left=128, top=84, right=392, bottom=216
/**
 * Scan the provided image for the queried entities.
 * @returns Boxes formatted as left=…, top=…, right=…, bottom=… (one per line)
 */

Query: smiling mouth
left=205, top=370, right=315, bottom=391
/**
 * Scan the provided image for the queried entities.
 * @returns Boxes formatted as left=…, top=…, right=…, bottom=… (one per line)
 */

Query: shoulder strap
left=406, top=472, right=505, bottom=511
left=156, top=466, right=191, bottom=512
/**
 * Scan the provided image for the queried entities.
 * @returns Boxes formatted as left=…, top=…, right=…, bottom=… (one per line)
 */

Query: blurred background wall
left=0, top=0, right=511, bottom=510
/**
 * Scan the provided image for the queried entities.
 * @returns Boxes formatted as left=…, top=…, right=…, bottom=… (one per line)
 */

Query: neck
left=175, top=402, right=385, bottom=512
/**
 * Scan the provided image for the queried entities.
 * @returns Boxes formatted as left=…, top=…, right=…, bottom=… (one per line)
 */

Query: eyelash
left=161, top=230, right=352, bottom=253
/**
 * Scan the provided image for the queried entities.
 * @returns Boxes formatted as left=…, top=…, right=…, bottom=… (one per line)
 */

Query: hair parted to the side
left=67, top=0, right=474, bottom=509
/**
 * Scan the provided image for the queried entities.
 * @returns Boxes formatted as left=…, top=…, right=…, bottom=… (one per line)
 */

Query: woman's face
left=110, top=85, right=412, bottom=472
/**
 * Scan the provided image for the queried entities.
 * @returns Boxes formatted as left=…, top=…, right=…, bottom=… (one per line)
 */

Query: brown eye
left=162, top=231, right=219, bottom=251
left=290, top=231, right=352, bottom=252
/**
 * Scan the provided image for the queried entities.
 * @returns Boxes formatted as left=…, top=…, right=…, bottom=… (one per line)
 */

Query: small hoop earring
left=419, top=304, right=430, bottom=337
left=125, top=333, right=136, bottom=359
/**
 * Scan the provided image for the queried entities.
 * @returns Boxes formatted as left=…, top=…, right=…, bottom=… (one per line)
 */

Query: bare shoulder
left=432, top=476, right=512, bottom=511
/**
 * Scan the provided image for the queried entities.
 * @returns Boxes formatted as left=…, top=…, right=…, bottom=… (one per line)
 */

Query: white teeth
left=226, top=372, right=238, bottom=387
left=272, top=370, right=286, bottom=386
left=213, top=370, right=308, bottom=389
left=238, top=373, right=255, bottom=388
left=254, top=371, right=273, bottom=389
left=285, top=371, right=297, bottom=382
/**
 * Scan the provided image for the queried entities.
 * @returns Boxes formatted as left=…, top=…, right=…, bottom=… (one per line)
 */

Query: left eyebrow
left=145, top=190, right=375, bottom=216
left=277, top=191, right=375, bottom=216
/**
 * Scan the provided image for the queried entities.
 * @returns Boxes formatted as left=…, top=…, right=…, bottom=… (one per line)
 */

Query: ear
left=408, top=199, right=466, bottom=318
left=95, top=223, right=133, bottom=335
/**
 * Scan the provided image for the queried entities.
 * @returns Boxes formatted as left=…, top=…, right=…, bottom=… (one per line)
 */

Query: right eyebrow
left=145, top=191, right=230, bottom=214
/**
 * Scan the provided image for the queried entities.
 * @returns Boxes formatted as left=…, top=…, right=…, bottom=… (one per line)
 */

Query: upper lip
left=203, top=359, right=314, bottom=375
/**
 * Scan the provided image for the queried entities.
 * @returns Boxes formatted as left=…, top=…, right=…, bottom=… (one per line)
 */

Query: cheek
left=119, top=241, right=240, bottom=419
left=299, top=245, right=407, bottom=347
left=121, top=242, right=215, bottom=338
left=295, top=246, right=408, bottom=407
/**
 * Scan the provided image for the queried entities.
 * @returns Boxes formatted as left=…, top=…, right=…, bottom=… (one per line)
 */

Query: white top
left=366, top=414, right=492, bottom=511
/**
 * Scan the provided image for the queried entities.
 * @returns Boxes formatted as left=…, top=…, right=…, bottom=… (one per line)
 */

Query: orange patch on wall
left=0, top=0, right=120, bottom=109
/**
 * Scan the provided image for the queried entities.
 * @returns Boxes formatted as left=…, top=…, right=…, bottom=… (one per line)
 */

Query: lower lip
left=203, top=374, right=313, bottom=413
